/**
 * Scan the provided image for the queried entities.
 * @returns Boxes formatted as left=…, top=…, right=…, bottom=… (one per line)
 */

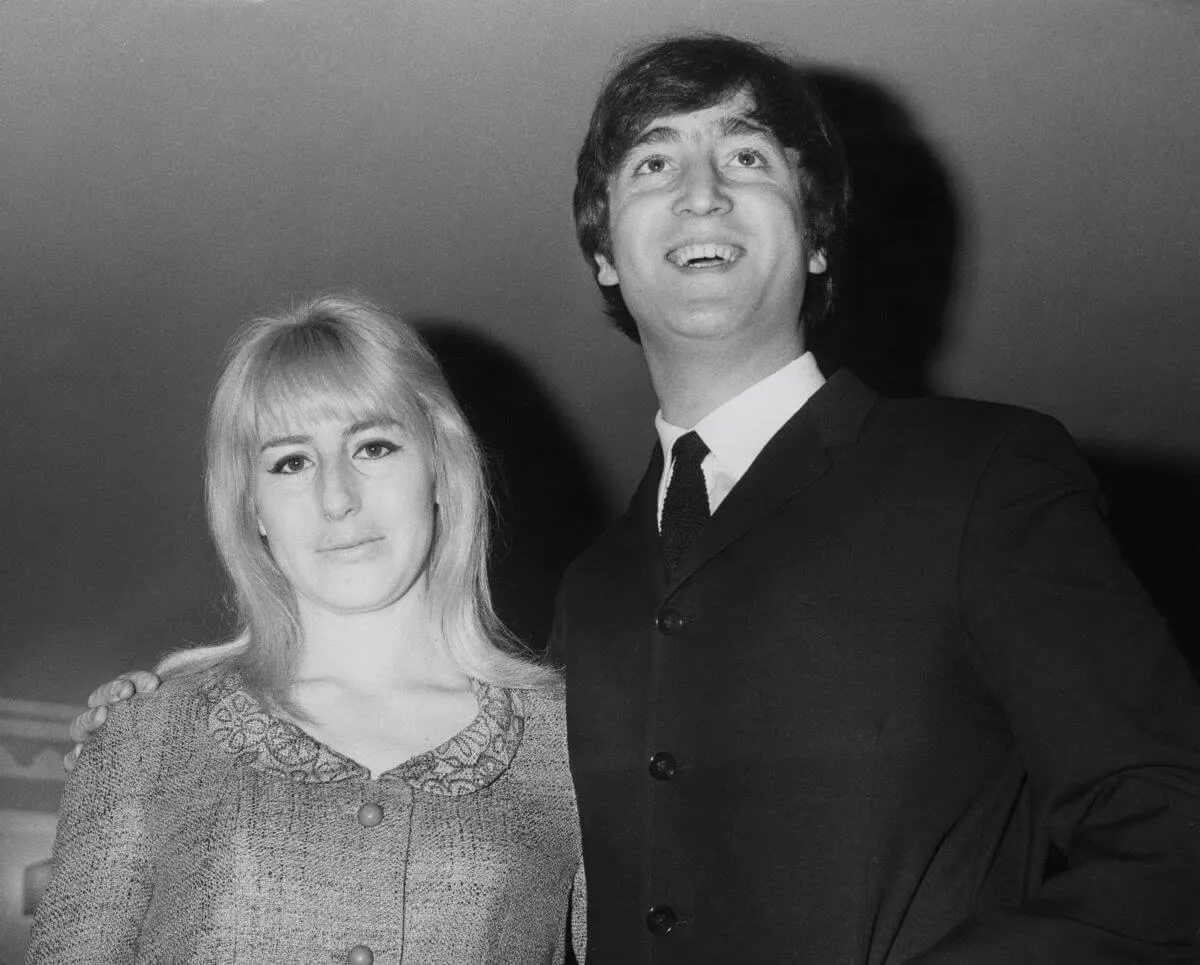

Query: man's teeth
left=667, top=243, right=742, bottom=267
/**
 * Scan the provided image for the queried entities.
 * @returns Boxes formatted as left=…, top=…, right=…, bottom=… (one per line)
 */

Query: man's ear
left=808, top=250, right=828, bottom=274
left=594, top=253, right=620, bottom=287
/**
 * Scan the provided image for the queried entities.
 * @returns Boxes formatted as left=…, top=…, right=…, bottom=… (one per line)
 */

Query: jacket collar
left=614, top=369, right=877, bottom=592
left=203, top=670, right=524, bottom=794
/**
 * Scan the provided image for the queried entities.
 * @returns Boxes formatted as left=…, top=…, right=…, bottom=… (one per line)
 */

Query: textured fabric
left=203, top=673, right=523, bottom=793
left=659, top=431, right=710, bottom=573
left=654, top=350, right=824, bottom=519
left=553, top=370, right=1200, bottom=964
left=28, top=667, right=585, bottom=965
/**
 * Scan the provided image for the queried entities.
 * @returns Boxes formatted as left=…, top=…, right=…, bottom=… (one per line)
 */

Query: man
left=556, top=34, right=1200, bottom=963
left=75, top=33, right=1200, bottom=965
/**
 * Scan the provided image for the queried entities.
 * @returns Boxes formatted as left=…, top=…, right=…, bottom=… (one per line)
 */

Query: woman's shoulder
left=67, top=666, right=222, bottom=786
left=504, top=685, right=569, bottom=762
left=150, top=662, right=232, bottom=708
left=509, top=683, right=566, bottom=721
left=101, top=664, right=229, bottom=741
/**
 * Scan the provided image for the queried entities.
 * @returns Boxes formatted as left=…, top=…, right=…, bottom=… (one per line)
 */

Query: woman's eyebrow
left=259, top=418, right=402, bottom=451
left=345, top=417, right=402, bottom=438
left=260, top=433, right=310, bottom=451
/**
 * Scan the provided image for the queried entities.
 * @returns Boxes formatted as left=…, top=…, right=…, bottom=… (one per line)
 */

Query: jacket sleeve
left=26, top=695, right=158, bottom=964
left=569, top=855, right=588, bottom=963
left=910, top=413, right=1200, bottom=963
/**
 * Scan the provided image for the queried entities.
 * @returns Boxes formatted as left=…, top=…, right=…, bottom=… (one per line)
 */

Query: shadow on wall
left=805, top=67, right=960, bottom=398
left=798, top=68, right=1200, bottom=680
left=417, top=321, right=609, bottom=652
left=1087, top=447, right=1200, bottom=680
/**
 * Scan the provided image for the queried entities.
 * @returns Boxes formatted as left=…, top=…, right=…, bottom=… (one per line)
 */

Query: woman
left=28, top=295, right=584, bottom=964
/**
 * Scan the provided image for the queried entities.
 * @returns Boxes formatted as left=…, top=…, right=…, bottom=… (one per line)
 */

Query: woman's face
left=252, top=410, right=438, bottom=620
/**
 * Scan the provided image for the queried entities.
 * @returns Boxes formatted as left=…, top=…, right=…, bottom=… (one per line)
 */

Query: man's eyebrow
left=719, top=115, right=772, bottom=139
left=628, top=125, right=681, bottom=152
left=627, top=114, right=773, bottom=156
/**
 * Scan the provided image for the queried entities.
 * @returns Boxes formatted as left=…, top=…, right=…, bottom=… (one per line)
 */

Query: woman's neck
left=291, top=588, right=465, bottom=695
left=281, top=590, right=478, bottom=777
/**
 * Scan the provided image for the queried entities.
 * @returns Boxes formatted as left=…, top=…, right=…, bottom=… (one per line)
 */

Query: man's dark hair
left=573, top=34, right=851, bottom=342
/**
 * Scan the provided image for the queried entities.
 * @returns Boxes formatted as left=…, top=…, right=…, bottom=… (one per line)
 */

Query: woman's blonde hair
left=166, top=294, right=559, bottom=701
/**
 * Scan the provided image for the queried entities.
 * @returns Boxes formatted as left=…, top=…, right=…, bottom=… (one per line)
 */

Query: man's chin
left=654, top=306, right=759, bottom=343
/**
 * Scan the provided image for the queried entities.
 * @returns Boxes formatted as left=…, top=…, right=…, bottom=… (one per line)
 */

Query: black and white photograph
left=2, top=1, right=1199, bottom=962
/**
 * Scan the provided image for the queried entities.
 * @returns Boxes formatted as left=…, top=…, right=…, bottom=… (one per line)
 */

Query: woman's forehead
left=252, top=381, right=406, bottom=440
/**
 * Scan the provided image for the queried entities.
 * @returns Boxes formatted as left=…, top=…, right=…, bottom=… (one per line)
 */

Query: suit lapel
left=666, top=370, right=877, bottom=590
left=609, top=442, right=668, bottom=590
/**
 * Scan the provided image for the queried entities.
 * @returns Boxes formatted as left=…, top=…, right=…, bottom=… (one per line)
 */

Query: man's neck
left=643, top=331, right=806, bottom=429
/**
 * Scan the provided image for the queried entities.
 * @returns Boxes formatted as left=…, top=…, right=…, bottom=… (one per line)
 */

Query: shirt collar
left=654, top=352, right=825, bottom=481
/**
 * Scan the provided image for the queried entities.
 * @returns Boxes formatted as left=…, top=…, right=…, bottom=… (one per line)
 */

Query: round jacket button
left=655, top=608, right=684, bottom=634
left=648, top=751, right=677, bottom=781
left=645, top=904, right=677, bottom=935
left=347, top=945, right=374, bottom=965
left=357, top=803, right=384, bottom=827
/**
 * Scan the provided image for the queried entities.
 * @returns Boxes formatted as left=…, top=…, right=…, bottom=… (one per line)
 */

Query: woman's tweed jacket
left=28, top=666, right=584, bottom=964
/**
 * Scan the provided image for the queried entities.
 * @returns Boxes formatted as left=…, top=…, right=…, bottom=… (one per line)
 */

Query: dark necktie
left=660, top=430, right=710, bottom=574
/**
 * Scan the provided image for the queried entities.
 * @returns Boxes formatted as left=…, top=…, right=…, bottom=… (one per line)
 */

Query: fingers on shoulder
left=86, top=671, right=160, bottom=710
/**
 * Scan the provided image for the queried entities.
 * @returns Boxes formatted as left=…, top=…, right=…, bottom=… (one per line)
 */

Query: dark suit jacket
left=554, top=371, right=1200, bottom=964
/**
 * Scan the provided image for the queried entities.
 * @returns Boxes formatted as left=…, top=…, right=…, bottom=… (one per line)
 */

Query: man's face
left=594, top=91, right=826, bottom=356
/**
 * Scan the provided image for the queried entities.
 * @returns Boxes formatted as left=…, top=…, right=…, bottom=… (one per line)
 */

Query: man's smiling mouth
left=666, top=243, right=745, bottom=268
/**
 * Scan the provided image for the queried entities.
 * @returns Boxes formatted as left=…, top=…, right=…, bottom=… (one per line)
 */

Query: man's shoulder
left=866, top=391, right=1060, bottom=436
left=853, top=392, right=1077, bottom=466
left=558, top=391, right=1079, bottom=588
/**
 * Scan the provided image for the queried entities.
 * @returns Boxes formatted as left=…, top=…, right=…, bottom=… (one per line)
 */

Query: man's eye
left=733, top=149, right=766, bottom=168
left=633, top=156, right=669, bottom=176
left=270, top=454, right=311, bottom=475
left=357, top=440, right=398, bottom=460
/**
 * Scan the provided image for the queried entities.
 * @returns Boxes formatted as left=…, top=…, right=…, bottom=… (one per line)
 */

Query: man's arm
left=919, top=412, right=1200, bottom=963
left=64, top=671, right=160, bottom=771
left=64, top=638, right=245, bottom=769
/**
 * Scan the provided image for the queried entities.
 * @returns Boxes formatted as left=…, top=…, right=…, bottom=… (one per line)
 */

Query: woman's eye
left=357, top=440, right=397, bottom=460
left=270, top=454, right=311, bottom=475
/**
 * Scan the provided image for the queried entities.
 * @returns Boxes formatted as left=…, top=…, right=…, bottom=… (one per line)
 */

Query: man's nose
left=672, top=159, right=732, bottom=217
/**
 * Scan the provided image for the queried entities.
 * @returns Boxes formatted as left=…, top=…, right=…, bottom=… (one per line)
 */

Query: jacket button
left=347, top=945, right=374, bottom=965
left=357, top=803, right=384, bottom=827
left=648, top=751, right=677, bottom=781
left=645, top=904, right=676, bottom=935
left=655, top=608, right=684, bottom=634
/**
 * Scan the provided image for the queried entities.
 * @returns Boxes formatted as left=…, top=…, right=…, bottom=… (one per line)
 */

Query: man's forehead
left=633, top=90, right=760, bottom=138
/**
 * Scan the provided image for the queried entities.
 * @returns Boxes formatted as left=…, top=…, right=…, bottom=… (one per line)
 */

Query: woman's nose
left=319, top=458, right=360, bottom=520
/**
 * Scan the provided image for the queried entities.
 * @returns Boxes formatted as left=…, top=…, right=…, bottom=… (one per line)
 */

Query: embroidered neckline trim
left=202, top=671, right=524, bottom=795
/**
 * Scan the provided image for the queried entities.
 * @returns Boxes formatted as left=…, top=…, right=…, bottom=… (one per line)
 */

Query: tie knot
left=672, top=430, right=709, bottom=467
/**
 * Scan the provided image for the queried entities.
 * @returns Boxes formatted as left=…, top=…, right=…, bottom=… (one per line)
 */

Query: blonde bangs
left=242, top=326, right=429, bottom=452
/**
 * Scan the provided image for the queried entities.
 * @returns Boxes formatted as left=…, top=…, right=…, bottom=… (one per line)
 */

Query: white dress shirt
left=655, top=352, right=826, bottom=527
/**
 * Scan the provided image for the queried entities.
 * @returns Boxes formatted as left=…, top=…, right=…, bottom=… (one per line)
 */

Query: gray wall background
left=3, top=0, right=1198, bottom=704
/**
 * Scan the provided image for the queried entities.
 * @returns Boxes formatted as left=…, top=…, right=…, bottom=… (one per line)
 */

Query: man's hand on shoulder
left=64, top=671, right=161, bottom=771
